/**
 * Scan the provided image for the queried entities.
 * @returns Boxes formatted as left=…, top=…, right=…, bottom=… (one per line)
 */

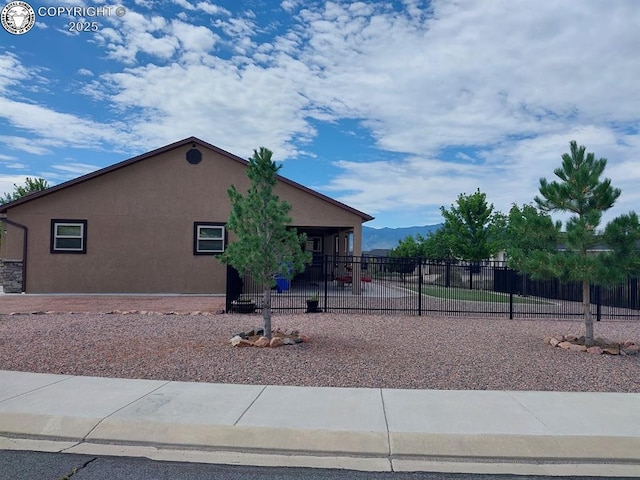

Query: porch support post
left=352, top=223, right=362, bottom=258
left=352, top=223, right=362, bottom=295
left=338, top=230, right=348, bottom=256
left=334, top=230, right=348, bottom=280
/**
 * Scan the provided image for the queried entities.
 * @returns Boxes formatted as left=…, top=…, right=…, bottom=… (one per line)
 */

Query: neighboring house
left=0, top=137, right=373, bottom=294
left=363, top=249, right=392, bottom=257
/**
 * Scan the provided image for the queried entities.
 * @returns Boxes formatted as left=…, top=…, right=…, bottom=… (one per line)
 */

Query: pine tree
left=220, top=147, right=311, bottom=339
left=505, top=203, right=561, bottom=276
left=522, top=140, right=640, bottom=345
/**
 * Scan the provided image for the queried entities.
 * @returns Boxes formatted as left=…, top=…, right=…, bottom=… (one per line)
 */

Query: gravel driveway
left=1, top=304, right=639, bottom=392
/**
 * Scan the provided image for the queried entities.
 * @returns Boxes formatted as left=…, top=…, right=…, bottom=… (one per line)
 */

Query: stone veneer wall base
left=1, top=259, right=23, bottom=293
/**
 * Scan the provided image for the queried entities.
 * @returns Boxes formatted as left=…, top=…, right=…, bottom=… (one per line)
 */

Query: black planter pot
left=234, top=300, right=256, bottom=314
left=306, top=299, right=319, bottom=313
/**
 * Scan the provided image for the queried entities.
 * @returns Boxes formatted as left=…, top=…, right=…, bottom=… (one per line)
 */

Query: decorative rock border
left=230, top=327, right=309, bottom=348
left=544, top=335, right=639, bottom=355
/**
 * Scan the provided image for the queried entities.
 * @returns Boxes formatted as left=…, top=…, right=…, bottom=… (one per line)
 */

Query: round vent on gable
left=186, top=148, right=202, bottom=164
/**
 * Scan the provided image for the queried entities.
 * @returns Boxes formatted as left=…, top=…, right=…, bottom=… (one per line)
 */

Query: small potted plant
left=306, top=293, right=320, bottom=313
left=233, top=295, right=256, bottom=314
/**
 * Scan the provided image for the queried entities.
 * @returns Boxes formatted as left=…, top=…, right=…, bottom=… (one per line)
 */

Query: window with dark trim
left=51, top=219, right=87, bottom=254
left=194, top=222, right=225, bottom=254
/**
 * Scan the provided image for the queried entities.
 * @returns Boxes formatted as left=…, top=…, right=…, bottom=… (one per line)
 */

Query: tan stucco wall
left=1, top=223, right=24, bottom=260
left=2, top=143, right=366, bottom=293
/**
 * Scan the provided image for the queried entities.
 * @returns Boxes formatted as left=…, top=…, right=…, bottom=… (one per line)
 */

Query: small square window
left=51, top=220, right=87, bottom=254
left=194, top=223, right=225, bottom=254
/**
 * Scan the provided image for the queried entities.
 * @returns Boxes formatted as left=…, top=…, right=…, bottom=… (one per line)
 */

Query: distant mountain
left=362, top=224, right=442, bottom=252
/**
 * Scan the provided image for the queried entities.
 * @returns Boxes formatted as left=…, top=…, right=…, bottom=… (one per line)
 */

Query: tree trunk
left=263, top=286, right=272, bottom=340
left=583, top=280, right=594, bottom=346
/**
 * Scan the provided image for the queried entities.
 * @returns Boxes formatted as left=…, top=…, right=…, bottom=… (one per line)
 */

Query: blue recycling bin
left=275, top=276, right=289, bottom=293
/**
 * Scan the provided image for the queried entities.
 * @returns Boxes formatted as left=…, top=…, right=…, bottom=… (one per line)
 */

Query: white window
left=51, top=220, right=87, bottom=253
left=195, top=223, right=225, bottom=254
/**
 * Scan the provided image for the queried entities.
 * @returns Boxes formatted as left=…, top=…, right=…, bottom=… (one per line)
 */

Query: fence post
left=323, top=254, right=329, bottom=313
left=509, top=268, right=514, bottom=320
left=630, top=276, right=638, bottom=310
left=596, top=285, right=601, bottom=322
left=418, top=259, right=423, bottom=316
left=445, top=261, right=451, bottom=288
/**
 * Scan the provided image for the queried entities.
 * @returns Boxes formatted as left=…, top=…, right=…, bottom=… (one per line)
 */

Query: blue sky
left=1, top=0, right=639, bottom=228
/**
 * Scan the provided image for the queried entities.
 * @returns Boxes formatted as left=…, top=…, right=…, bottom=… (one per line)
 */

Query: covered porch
left=292, top=225, right=366, bottom=295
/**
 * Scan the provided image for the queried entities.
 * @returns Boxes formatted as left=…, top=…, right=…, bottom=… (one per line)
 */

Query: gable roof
left=0, top=136, right=374, bottom=222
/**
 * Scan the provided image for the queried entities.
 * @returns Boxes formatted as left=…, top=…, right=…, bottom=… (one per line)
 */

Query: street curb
left=2, top=435, right=640, bottom=476
left=390, top=432, right=640, bottom=461
left=85, top=421, right=390, bottom=457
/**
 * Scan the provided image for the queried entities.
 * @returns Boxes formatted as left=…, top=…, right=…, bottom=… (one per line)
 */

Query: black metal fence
left=227, top=255, right=640, bottom=320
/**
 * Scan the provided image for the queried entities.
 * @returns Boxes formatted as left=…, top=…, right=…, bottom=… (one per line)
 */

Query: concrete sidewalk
left=1, top=370, right=639, bottom=476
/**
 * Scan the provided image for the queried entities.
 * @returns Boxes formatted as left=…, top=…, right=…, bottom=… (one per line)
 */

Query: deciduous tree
left=0, top=177, right=49, bottom=204
left=390, top=234, right=425, bottom=258
left=1, top=177, right=50, bottom=247
left=421, top=228, right=456, bottom=261
left=390, top=229, right=456, bottom=261
left=439, top=188, right=504, bottom=262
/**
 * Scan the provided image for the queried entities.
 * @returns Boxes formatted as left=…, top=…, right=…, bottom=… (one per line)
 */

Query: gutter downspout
left=0, top=216, right=28, bottom=293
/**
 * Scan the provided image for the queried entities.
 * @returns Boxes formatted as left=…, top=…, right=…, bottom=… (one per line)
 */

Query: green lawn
left=419, top=285, right=548, bottom=304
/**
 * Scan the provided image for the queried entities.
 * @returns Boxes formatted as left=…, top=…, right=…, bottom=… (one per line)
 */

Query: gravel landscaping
left=1, top=311, right=639, bottom=392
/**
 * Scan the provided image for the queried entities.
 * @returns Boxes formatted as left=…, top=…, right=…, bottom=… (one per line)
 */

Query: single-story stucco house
left=0, top=137, right=373, bottom=295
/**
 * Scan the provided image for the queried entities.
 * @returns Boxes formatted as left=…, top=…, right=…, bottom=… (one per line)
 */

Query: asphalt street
left=0, top=450, right=629, bottom=480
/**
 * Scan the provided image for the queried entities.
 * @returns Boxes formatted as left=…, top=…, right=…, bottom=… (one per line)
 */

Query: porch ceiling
left=294, top=227, right=353, bottom=236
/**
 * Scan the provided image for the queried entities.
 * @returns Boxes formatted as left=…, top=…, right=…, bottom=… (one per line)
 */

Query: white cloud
left=455, top=152, right=474, bottom=162
left=134, top=0, right=155, bottom=7
left=3, top=163, right=28, bottom=170
left=170, top=0, right=195, bottom=11
left=51, top=162, right=101, bottom=175
left=170, top=20, right=218, bottom=53
left=97, top=58, right=314, bottom=157
left=0, top=51, right=32, bottom=93
left=0, top=136, right=55, bottom=155
left=195, top=2, right=230, bottom=16
left=95, top=11, right=179, bottom=64
left=77, top=68, right=94, bottom=76
left=280, top=0, right=299, bottom=13
left=167, top=0, right=231, bottom=15
left=213, top=16, right=255, bottom=39
left=0, top=99, right=137, bottom=151
left=39, top=162, right=101, bottom=182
